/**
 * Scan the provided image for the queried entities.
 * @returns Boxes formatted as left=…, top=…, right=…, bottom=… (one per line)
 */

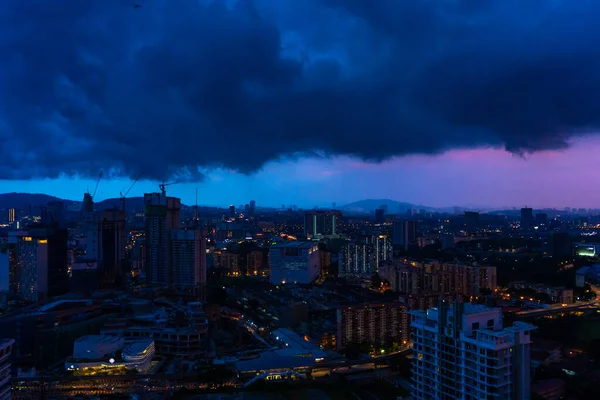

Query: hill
left=340, top=199, right=436, bottom=214
left=0, top=193, right=227, bottom=213
left=0, top=192, right=62, bottom=209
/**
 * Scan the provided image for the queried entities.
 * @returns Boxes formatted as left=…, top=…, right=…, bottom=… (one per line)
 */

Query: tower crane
left=120, top=175, right=140, bottom=211
left=92, top=170, right=103, bottom=200
left=159, top=181, right=178, bottom=196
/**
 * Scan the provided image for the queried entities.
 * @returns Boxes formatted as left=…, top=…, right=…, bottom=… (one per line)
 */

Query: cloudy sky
left=1, top=0, right=600, bottom=208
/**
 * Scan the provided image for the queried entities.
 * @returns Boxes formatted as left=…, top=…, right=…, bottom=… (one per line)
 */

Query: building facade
left=304, top=210, right=341, bottom=238
left=336, top=303, right=408, bottom=351
left=170, top=229, right=206, bottom=293
left=392, top=220, right=418, bottom=250
left=338, top=235, right=392, bottom=277
left=144, top=193, right=169, bottom=286
left=269, top=242, right=320, bottom=285
left=99, top=209, right=127, bottom=289
left=410, top=301, right=535, bottom=400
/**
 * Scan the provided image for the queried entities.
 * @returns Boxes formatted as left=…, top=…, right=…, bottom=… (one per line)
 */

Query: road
left=515, top=302, right=592, bottom=316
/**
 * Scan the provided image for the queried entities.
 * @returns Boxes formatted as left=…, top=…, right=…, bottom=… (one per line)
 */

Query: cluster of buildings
left=379, top=259, right=498, bottom=297
left=4, top=197, right=596, bottom=398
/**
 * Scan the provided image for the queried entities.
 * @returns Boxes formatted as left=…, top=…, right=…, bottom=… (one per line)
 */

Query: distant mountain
left=340, top=199, right=437, bottom=214
left=0, top=193, right=227, bottom=213
left=0, top=192, right=62, bottom=209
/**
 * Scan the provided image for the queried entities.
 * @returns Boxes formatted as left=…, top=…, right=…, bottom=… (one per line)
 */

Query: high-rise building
left=0, top=339, right=14, bottom=400
left=167, top=197, right=181, bottom=230
left=338, top=235, right=392, bottom=277
left=99, top=209, right=127, bottom=289
left=521, top=207, right=534, bottom=231
left=229, top=205, right=236, bottom=219
left=375, top=208, right=385, bottom=222
left=0, top=237, right=12, bottom=301
left=81, top=192, right=94, bottom=215
left=83, top=211, right=101, bottom=261
left=144, top=193, right=169, bottom=286
left=27, top=225, right=69, bottom=298
left=410, top=301, right=535, bottom=400
left=336, top=303, right=409, bottom=351
left=269, top=242, right=320, bottom=285
left=392, top=220, right=417, bottom=250
left=249, top=200, right=256, bottom=218
left=6, top=231, right=49, bottom=302
left=304, top=210, right=341, bottom=237
left=170, top=229, right=206, bottom=294
left=535, top=213, right=547, bottom=227
left=7, top=209, right=15, bottom=225
left=463, top=211, right=481, bottom=231
left=46, top=201, right=67, bottom=228
left=381, top=260, right=497, bottom=297
left=131, top=237, right=146, bottom=274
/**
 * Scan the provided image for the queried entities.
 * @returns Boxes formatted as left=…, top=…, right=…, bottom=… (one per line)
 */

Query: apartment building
left=336, top=303, right=408, bottom=351
left=410, top=301, right=535, bottom=400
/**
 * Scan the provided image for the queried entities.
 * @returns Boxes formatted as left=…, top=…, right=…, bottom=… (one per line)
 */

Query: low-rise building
left=65, top=335, right=155, bottom=374
left=269, top=242, right=320, bottom=285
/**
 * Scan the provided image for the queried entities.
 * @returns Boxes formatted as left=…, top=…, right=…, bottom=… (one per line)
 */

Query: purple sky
left=2, top=136, right=597, bottom=209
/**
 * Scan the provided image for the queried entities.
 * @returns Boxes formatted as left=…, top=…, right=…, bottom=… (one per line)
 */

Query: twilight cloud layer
left=1, top=0, right=599, bottom=181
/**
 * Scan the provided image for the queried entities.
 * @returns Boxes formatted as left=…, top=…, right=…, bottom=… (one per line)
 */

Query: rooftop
left=235, top=351, right=316, bottom=372
left=75, top=335, right=122, bottom=349
left=123, top=339, right=154, bottom=356
left=271, top=241, right=316, bottom=249
left=0, top=339, right=15, bottom=350
left=38, top=299, right=92, bottom=312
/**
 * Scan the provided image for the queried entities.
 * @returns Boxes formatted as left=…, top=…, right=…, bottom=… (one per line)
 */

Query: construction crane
left=120, top=175, right=140, bottom=211
left=92, top=170, right=103, bottom=200
left=159, top=181, right=178, bottom=196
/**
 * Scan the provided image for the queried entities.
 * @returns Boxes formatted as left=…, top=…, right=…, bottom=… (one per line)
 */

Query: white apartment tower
left=410, top=301, right=535, bottom=400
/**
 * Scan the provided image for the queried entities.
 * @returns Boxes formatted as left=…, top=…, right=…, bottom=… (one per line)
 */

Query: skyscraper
left=167, top=197, right=181, bottom=230
left=144, top=193, right=169, bottom=286
left=6, top=231, right=49, bottom=302
left=304, top=210, right=341, bottom=237
left=249, top=200, right=256, bottom=218
left=520, top=207, right=534, bottom=231
left=83, top=211, right=101, bottom=261
left=46, top=201, right=67, bottom=228
left=338, top=235, right=392, bottom=277
left=170, top=229, right=206, bottom=295
left=26, top=224, right=69, bottom=298
left=375, top=208, right=385, bottom=222
left=99, top=209, right=127, bottom=289
left=392, top=220, right=417, bottom=250
left=7, top=209, right=15, bottom=225
left=410, top=301, right=535, bottom=399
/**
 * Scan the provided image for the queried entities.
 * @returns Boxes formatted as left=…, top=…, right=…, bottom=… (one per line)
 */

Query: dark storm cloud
left=1, top=0, right=600, bottom=181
